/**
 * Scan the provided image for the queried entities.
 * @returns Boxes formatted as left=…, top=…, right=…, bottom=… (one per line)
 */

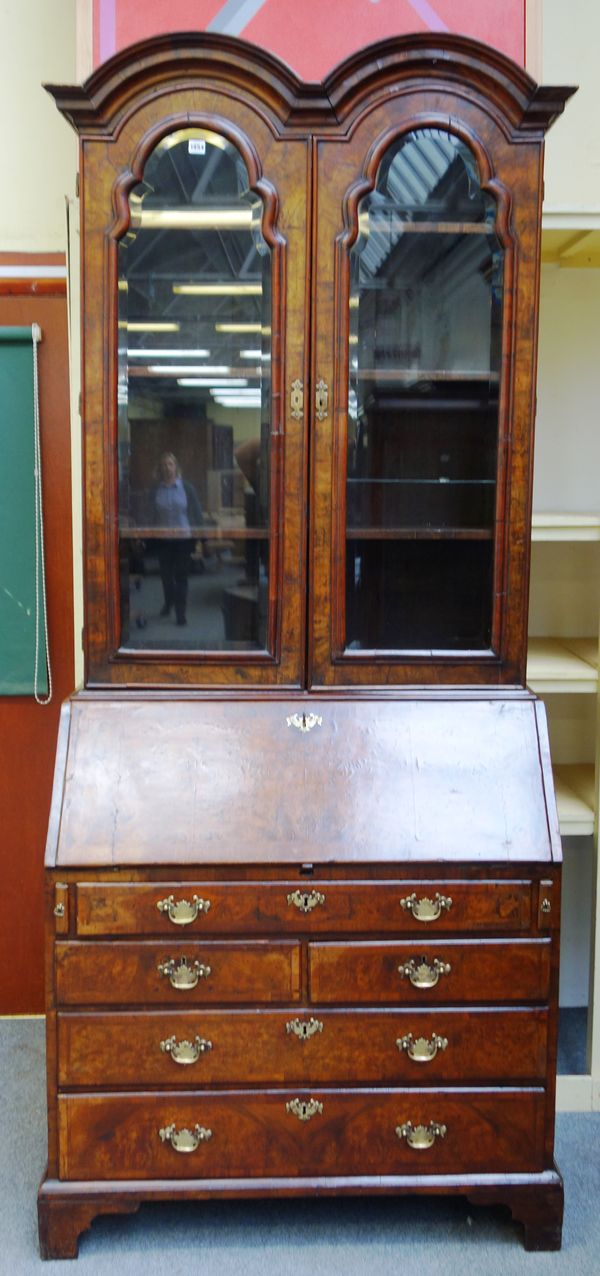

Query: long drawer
left=74, top=880, right=535, bottom=937
left=55, top=941, right=301, bottom=1006
left=57, top=1007, right=549, bottom=1086
left=309, top=939, right=551, bottom=1004
left=57, top=1088, right=547, bottom=1181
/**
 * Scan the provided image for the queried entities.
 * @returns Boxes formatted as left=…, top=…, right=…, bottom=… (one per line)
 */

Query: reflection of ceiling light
left=177, top=378, right=248, bottom=388
left=148, top=365, right=231, bottom=375
left=239, top=349, right=263, bottom=359
left=215, top=323, right=270, bottom=334
left=212, top=394, right=262, bottom=408
left=131, top=208, right=254, bottom=231
left=349, top=335, right=358, bottom=345
left=349, top=296, right=360, bottom=309
left=173, top=283, right=262, bottom=296
left=127, top=348, right=210, bottom=358
left=210, top=389, right=260, bottom=397
left=125, top=322, right=181, bottom=332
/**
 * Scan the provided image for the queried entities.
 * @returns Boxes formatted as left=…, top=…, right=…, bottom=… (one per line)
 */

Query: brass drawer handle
left=287, top=889, right=325, bottom=914
left=398, top=957, right=451, bottom=989
left=157, top=958, right=212, bottom=989
left=159, top=1122, right=212, bottom=1153
left=400, top=893, right=452, bottom=922
left=160, top=1035, right=213, bottom=1064
left=156, top=894, right=211, bottom=925
left=286, top=1017, right=323, bottom=1041
left=396, top=1120, right=447, bottom=1150
left=286, top=1098, right=323, bottom=1122
left=397, top=1033, right=448, bottom=1062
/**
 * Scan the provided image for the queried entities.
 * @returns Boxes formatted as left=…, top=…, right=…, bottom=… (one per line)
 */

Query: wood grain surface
left=49, top=696, right=558, bottom=867
left=74, top=878, right=535, bottom=935
left=57, top=1087, right=547, bottom=1181
left=57, top=1007, right=549, bottom=1087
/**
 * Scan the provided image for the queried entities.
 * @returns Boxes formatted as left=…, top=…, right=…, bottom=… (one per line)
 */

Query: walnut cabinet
left=39, top=33, right=573, bottom=1258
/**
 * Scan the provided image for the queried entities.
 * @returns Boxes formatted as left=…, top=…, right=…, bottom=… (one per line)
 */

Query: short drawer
left=57, top=1087, right=547, bottom=1181
left=55, top=941, right=300, bottom=1006
left=74, top=879, right=534, bottom=937
left=309, top=939, right=551, bottom=1004
left=57, top=1007, right=549, bottom=1087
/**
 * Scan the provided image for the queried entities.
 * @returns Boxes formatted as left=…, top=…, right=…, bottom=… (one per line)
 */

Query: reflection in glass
left=346, top=129, right=504, bottom=652
left=117, top=129, right=272, bottom=652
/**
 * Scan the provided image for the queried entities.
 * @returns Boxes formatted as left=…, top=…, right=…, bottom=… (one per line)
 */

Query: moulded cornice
left=45, top=30, right=575, bottom=139
left=44, top=32, right=326, bottom=136
left=322, top=34, right=576, bottom=134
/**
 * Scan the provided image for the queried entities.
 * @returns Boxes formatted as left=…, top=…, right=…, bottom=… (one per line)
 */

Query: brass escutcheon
left=400, top=893, right=452, bottom=922
left=396, top=1120, right=447, bottom=1150
left=398, top=957, right=451, bottom=989
left=541, top=898, right=552, bottom=914
left=286, top=1097, right=323, bottom=1122
left=157, top=958, right=212, bottom=990
left=286, top=1017, right=323, bottom=1041
left=397, top=1033, right=448, bottom=1063
left=287, top=889, right=325, bottom=914
left=159, top=1123, right=212, bottom=1153
left=290, top=379, right=304, bottom=419
left=315, top=379, right=329, bottom=421
left=286, top=712, right=322, bottom=733
left=160, top=1035, right=213, bottom=1064
left=156, top=894, right=211, bottom=925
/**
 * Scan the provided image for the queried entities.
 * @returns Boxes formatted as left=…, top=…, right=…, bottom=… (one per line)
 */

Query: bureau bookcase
left=39, top=33, right=573, bottom=1258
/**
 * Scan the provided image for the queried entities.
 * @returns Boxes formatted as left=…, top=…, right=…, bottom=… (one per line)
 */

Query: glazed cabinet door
left=80, top=84, right=309, bottom=686
left=309, top=89, right=543, bottom=687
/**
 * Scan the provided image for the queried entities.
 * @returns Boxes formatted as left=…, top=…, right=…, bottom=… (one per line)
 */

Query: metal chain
left=32, top=323, right=52, bottom=705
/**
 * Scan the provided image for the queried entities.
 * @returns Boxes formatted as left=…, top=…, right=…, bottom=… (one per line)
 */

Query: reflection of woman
left=153, top=452, right=202, bottom=626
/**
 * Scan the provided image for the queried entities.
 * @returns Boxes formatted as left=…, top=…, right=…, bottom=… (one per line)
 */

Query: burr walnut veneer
left=40, top=694, right=563, bottom=1256
left=39, top=32, right=572, bottom=1259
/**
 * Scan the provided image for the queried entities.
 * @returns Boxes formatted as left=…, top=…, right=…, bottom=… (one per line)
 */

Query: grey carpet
left=1, top=1019, right=599, bottom=1272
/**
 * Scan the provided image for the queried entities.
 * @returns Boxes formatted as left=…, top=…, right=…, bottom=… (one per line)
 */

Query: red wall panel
left=0, top=284, right=74, bottom=1013
left=94, top=0, right=527, bottom=74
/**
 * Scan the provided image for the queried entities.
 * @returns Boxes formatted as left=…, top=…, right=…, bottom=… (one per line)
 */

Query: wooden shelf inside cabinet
left=347, top=527, right=493, bottom=541
left=363, top=219, right=494, bottom=235
left=531, top=514, right=600, bottom=542
left=127, top=366, right=263, bottom=380
left=356, top=369, right=499, bottom=383
left=120, top=527, right=269, bottom=541
left=554, top=764, right=596, bottom=836
left=526, top=638, right=599, bottom=693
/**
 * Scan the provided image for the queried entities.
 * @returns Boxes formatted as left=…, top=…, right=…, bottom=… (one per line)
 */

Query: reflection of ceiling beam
left=191, top=147, right=222, bottom=201
left=173, top=283, right=262, bottom=296
left=541, top=227, right=600, bottom=267
left=559, top=230, right=596, bottom=259
left=131, top=208, right=254, bottom=230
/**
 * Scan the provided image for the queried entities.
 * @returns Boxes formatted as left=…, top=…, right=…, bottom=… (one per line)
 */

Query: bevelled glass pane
left=346, top=128, right=503, bottom=652
left=117, top=129, right=272, bottom=652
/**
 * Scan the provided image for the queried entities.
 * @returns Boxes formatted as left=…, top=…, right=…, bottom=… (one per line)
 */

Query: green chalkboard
left=0, top=327, right=49, bottom=696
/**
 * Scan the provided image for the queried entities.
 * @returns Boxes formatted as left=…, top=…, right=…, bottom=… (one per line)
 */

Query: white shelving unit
left=553, top=764, right=595, bottom=837
left=532, top=513, right=600, bottom=541
left=527, top=636, right=598, bottom=694
left=528, top=511, right=600, bottom=1110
